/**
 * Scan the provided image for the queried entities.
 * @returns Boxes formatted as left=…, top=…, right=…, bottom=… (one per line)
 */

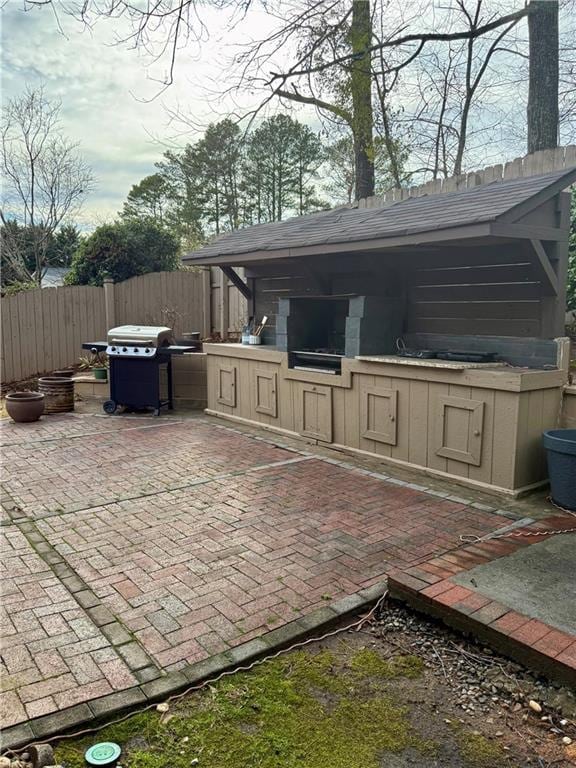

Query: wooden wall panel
left=490, top=392, right=518, bottom=489
left=406, top=253, right=545, bottom=338
left=408, top=379, right=429, bottom=467
left=514, top=387, right=562, bottom=488
left=250, top=248, right=550, bottom=347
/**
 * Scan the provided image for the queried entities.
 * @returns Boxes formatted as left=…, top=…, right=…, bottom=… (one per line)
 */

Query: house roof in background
left=183, top=167, right=576, bottom=265
left=38, top=267, right=70, bottom=287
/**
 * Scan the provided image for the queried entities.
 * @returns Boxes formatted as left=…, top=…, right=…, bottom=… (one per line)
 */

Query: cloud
left=1, top=2, right=306, bottom=226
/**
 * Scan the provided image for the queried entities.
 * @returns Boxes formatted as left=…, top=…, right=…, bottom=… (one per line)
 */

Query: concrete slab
left=453, top=534, right=576, bottom=635
left=389, top=516, right=576, bottom=688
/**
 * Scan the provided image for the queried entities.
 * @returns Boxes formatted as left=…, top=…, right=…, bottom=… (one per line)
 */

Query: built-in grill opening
left=283, top=297, right=347, bottom=374
left=278, top=294, right=405, bottom=374
left=289, top=297, right=348, bottom=353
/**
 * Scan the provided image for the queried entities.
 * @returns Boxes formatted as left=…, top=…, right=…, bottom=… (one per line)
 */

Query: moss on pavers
left=116, top=642, right=155, bottom=671
left=85, top=605, right=115, bottom=627
left=73, top=589, right=100, bottom=609
left=134, top=666, right=162, bottom=684
left=100, top=622, right=133, bottom=647
left=2, top=589, right=385, bottom=750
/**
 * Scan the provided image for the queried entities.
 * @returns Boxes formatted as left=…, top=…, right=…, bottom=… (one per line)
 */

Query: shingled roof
left=183, top=167, right=576, bottom=265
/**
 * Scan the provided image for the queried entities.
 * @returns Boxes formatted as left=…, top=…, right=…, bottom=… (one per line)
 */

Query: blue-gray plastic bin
left=542, top=429, right=576, bottom=511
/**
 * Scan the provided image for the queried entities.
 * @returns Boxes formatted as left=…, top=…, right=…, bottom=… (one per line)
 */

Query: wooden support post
left=220, top=267, right=229, bottom=340
left=555, top=337, right=571, bottom=377
left=103, top=278, right=115, bottom=329
left=531, top=192, right=570, bottom=339
left=552, top=193, right=571, bottom=336
left=202, top=268, right=211, bottom=338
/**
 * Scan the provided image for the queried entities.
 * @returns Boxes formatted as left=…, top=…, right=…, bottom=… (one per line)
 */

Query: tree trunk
left=527, top=0, right=559, bottom=154
left=350, top=0, right=375, bottom=200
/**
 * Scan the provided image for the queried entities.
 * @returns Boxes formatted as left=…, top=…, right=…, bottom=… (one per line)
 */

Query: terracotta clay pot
left=5, top=391, right=45, bottom=423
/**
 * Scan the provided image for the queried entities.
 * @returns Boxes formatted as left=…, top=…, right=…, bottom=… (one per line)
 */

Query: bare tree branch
left=1, top=87, right=94, bottom=285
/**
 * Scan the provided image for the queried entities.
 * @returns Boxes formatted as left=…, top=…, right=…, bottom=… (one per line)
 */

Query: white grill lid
left=107, top=325, right=174, bottom=348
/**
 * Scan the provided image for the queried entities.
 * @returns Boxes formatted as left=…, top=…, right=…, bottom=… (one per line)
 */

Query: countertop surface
left=354, top=354, right=509, bottom=370
left=204, top=344, right=512, bottom=370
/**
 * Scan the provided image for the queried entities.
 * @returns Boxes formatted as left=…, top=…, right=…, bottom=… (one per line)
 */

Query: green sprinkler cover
left=84, top=742, right=122, bottom=765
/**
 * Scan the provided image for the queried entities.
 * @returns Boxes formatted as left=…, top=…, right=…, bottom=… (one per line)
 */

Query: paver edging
left=388, top=518, right=576, bottom=689
left=1, top=582, right=388, bottom=751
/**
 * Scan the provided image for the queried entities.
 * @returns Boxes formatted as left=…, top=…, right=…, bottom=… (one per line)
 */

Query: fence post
left=104, top=278, right=116, bottom=329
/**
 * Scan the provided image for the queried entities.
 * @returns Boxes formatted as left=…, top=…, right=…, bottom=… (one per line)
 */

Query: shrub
left=66, top=220, right=179, bottom=286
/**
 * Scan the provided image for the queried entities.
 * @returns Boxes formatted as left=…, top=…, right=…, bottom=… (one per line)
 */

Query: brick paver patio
left=1, top=413, right=516, bottom=737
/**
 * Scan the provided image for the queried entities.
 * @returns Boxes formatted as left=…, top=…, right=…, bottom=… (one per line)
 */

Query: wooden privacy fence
left=358, top=144, right=576, bottom=208
left=1, top=269, right=246, bottom=384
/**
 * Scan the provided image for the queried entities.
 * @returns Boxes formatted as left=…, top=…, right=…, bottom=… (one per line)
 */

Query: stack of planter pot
left=38, top=376, right=74, bottom=414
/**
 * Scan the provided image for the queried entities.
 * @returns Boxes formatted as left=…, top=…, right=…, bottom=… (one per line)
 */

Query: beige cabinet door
left=360, top=385, right=398, bottom=445
left=216, top=364, right=237, bottom=408
left=434, top=395, right=485, bottom=466
left=253, top=369, right=278, bottom=418
left=297, top=384, right=332, bottom=442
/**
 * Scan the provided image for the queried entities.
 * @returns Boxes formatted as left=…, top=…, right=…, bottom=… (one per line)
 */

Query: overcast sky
left=1, top=2, right=308, bottom=227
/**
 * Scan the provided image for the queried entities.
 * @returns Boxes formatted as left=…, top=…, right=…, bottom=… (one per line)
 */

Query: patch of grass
left=350, top=648, right=425, bottom=679
left=54, top=649, right=433, bottom=768
left=457, top=731, right=507, bottom=768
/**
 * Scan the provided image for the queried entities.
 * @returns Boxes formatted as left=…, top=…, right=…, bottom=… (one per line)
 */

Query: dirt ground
left=36, top=600, right=576, bottom=768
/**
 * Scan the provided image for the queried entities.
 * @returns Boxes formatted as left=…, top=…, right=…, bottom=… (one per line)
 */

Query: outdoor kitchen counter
left=354, top=354, right=508, bottom=370
left=204, top=342, right=566, bottom=495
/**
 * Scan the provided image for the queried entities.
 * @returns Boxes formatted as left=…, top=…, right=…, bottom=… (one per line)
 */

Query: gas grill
left=83, top=325, right=197, bottom=416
